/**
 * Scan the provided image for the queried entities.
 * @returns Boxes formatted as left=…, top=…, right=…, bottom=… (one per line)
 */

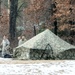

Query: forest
left=0, top=0, right=75, bottom=48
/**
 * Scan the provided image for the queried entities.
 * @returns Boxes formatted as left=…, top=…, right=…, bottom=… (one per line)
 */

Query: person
left=1, top=35, right=10, bottom=57
left=21, top=35, right=27, bottom=44
left=18, top=36, right=27, bottom=46
left=18, top=36, right=22, bottom=46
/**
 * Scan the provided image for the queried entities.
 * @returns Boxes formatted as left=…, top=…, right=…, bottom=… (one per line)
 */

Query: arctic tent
left=13, top=29, right=75, bottom=60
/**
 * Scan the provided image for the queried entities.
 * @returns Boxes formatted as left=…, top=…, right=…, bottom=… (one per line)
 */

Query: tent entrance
left=30, top=44, right=54, bottom=60
left=45, top=44, right=53, bottom=54
left=40, top=44, right=53, bottom=59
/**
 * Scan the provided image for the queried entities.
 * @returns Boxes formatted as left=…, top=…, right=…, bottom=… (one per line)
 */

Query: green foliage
left=16, top=0, right=28, bottom=25
left=1, top=0, right=8, bottom=8
left=18, top=0, right=27, bottom=12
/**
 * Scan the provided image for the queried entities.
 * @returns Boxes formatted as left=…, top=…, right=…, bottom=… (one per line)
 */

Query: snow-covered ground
left=0, top=59, right=75, bottom=75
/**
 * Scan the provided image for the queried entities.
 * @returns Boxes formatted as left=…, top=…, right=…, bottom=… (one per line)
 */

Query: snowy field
left=0, top=58, right=75, bottom=75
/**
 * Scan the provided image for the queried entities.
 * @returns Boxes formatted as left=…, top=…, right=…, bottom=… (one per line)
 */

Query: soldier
left=1, top=35, right=10, bottom=57
left=18, top=36, right=22, bottom=46
left=21, top=35, right=27, bottom=44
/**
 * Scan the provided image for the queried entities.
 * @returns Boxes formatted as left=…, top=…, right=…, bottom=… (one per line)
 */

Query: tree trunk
left=0, top=0, right=1, bottom=16
left=34, top=25, right=36, bottom=36
left=9, top=0, right=18, bottom=39
left=8, top=0, right=10, bottom=14
left=54, top=19, right=58, bottom=35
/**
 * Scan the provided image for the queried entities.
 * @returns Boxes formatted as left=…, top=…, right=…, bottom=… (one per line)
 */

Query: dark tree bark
left=9, top=0, right=18, bottom=39
left=34, top=26, right=36, bottom=36
left=53, top=18, right=58, bottom=35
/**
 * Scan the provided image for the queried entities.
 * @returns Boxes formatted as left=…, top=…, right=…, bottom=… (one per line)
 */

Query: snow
left=0, top=60, right=75, bottom=75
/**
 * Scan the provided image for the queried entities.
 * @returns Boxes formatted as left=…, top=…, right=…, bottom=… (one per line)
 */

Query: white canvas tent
left=13, top=29, right=75, bottom=59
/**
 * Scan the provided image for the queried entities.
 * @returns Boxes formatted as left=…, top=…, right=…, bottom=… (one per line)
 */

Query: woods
left=0, top=0, right=75, bottom=45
